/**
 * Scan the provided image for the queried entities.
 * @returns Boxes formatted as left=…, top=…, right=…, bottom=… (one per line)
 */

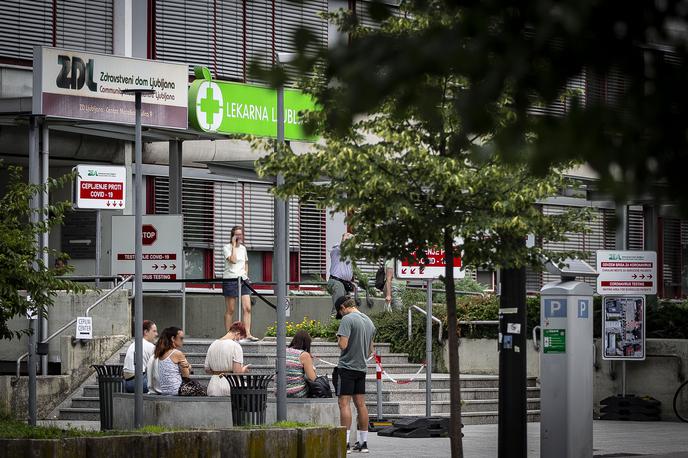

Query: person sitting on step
left=286, top=330, right=317, bottom=398
left=204, top=321, right=251, bottom=396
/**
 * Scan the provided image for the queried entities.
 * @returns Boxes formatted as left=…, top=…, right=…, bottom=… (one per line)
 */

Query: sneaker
left=352, top=441, right=368, bottom=453
left=346, top=443, right=351, bottom=454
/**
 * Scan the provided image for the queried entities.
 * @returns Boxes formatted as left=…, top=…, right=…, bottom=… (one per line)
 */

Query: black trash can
left=92, top=364, right=124, bottom=430
left=227, top=373, right=275, bottom=426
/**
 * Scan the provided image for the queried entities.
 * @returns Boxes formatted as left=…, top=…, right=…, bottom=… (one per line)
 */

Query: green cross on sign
left=200, top=86, right=221, bottom=126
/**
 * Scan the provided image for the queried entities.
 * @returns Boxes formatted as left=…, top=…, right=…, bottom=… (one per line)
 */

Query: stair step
left=122, top=352, right=412, bottom=366
left=59, top=407, right=101, bottom=422
left=367, top=399, right=541, bottom=415
left=364, top=387, right=540, bottom=402
left=376, top=411, right=541, bottom=426
left=69, top=396, right=101, bottom=409
left=178, top=340, right=392, bottom=355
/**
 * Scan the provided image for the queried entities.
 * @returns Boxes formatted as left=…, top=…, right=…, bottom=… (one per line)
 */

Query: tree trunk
left=444, top=227, right=463, bottom=457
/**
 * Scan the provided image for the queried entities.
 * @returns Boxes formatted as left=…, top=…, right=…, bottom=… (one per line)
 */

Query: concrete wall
left=1, top=290, right=131, bottom=364
left=266, top=398, right=340, bottom=426
left=593, top=338, right=688, bottom=421
left=1, top=427, right=346, bottom=458
left=113, top=394, right=234, bottom=430
left=144, top=293, right=386, bottom=338
left=445, top=337, right=688, bottom=421
left=0, top=335, right=127, bottom=419
left=444, top=338, right=540, bottom=378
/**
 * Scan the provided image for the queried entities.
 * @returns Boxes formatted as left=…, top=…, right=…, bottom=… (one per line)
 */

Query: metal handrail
left=532, top=325, right=541, bottom=351
left=408, top=305, right=443, bottom=344
left=15, top=275, right=134, bottom=378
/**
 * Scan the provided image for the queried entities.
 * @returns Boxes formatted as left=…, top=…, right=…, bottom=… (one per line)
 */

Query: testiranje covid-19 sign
left=32, top=46, right=188, bottom=129
left=188, top=67, right=318, bottom=141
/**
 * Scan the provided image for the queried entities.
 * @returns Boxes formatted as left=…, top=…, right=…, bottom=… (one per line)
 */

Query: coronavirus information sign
left=74, top=164, right=126, bottom=210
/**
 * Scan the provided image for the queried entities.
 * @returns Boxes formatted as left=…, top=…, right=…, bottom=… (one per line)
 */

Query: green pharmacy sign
left=188, top=66, right=317, bottom=141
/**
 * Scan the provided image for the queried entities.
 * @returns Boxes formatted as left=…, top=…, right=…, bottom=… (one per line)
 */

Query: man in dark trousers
left=335, top=295, right=376, bottom=453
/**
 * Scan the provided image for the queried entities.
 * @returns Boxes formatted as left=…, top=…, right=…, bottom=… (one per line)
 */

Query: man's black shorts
left=336, top=367, right=367, bottom=396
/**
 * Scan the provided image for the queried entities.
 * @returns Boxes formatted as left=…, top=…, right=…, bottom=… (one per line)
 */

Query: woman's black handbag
left=306, top=375, right=333, bottom=398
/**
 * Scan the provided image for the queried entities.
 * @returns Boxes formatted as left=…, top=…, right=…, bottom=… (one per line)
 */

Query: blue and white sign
left=578, top=299, right=590, bottom=319
left=544, top=298, right=568, bottom=318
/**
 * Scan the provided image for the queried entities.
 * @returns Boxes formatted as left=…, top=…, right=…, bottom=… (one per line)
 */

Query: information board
left=111, top=215, right=183, bottom=291
left=602, top=296, right=645, bottom=360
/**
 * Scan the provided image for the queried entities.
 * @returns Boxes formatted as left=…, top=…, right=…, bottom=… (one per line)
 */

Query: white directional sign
left=396, top=248, right=465, bottom=280
left=111, top=215, right=183, bottom=291
left=76, top=316, right=93, bottom=339
left=74, top=164, right=126, bottom=210
left=596, top=250, right=657, bottom=295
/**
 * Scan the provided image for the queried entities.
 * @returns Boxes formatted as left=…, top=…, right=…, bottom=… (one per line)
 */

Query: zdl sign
left=543, top=298, right=590, bottom=319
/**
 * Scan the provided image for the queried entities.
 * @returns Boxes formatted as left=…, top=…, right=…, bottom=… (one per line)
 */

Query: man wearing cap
left=335, top=295, right=376, bottom=453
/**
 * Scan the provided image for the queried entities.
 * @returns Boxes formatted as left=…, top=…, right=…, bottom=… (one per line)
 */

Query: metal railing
left=15, top=275, right=134, bottom=378
left=408, top=305, right=443, bottom=344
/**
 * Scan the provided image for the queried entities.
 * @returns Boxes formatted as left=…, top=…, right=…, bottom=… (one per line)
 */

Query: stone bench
left=266, top=397, right=339, bottom=426
left=112, top=393, right=233, bottom=430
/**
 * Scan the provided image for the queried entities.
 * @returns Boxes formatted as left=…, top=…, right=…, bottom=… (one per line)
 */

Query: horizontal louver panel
left=213, top=181, right=240, bottom=277
left=155, top=0, right=327, bottom=82
left=627, top=207, right=645, bottom=251
left=56, top=0, right=113, bottom=54
left=0, top=0, right=52, bottom=61
left=299, top=200, right=325, bottom=277
left=541, top=205, right=615, bottom=291
left=154, top=177, right=214, bottom=248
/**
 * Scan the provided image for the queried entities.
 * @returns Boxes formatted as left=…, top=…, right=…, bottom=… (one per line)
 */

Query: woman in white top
left=222, top=225, right=258, bottom=341
left=204, top=321, right=251, bottom=396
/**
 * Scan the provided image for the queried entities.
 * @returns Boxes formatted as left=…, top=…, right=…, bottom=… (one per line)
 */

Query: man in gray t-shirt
left=335, top=295, right=375, bottom=452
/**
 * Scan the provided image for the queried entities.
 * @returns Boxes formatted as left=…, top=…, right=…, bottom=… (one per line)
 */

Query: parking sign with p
left=544, top=298, right=568, bottom=318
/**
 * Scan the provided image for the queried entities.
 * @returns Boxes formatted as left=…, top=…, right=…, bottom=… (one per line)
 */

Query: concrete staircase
left=55, top=338, right=540, bottom=425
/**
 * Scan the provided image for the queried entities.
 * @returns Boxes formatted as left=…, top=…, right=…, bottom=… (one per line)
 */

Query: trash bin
left=92, top=364, right=124, bottom=430
left=227, top=373, right=275, bottom=426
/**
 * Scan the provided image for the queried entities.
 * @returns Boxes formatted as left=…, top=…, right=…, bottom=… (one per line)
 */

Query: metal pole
left=133, top=92, right=144, bottom=429
left=498, top=266, right=527, bottom=458
left=274, top=82, right=287, bottom=421
left=40, top=120, right=49, bottom=376
left=28, top=116, right=39, bottom=422
left=28, top=317, right=37, bottom=426
left=376, top=355, right=383, bottom=420
left=182, top=252, right=186, bottom=332
left=95, top=210, right=101, bottom=289
left=237, top=277, right=242, bottom=322
left=616, top=202, right=627, bottom=397
left=284, top=192, right=290, bottom=318
left=426, top=279, right=433, bottom=417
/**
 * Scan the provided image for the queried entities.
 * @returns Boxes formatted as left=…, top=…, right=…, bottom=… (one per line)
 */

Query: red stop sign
left=142, top=224, right=157, bottom=245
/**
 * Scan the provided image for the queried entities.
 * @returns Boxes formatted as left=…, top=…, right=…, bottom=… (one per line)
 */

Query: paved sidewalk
left=367, top=421, right=688, bottom=457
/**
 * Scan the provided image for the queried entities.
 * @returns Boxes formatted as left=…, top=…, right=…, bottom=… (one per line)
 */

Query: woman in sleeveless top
left=152, top=326, right=206, bottom=396
left=286, top=330, right=317, bottom=398
left=204, top=321, right=251, bottom=396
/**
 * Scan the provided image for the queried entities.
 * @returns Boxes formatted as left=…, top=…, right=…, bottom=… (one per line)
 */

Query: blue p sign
left=544, top=298, right=567, bottom=318
left=578, top=299, right=589, bottom=318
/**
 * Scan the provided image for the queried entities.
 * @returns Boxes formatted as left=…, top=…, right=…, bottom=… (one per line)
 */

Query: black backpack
left=375, top=265, right=386, bottom=291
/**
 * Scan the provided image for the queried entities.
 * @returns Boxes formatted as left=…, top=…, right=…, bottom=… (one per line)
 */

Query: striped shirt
left=329, top=245, right=353, bottom=281
left=286, top=347, right=308, bottom=398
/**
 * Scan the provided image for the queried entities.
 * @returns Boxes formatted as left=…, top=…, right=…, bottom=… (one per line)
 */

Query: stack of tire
left=600, top=395, right=661, bottom=421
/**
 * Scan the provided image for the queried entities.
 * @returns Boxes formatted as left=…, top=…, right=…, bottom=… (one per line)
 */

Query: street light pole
left=122, top=88, right=154, bottom=429
left=274, top=55, right=289, bottom=422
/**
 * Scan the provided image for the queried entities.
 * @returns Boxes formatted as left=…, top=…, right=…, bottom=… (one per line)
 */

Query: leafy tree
left=285, top=0, right=688, bottom=214
left=0, top=164, right=84, bottom=340
left=258, top=12, right=591, bottom=455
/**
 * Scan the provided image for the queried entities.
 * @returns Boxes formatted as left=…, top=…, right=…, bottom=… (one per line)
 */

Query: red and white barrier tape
left=374, top=353, right=427, bottom=385
left=316, top=353, right=426, bottom=385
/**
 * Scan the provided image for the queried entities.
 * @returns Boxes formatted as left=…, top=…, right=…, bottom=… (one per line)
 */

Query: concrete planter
left=0, top=427, right=346, bottom=458
left=444, top=338, right=540, bottom=377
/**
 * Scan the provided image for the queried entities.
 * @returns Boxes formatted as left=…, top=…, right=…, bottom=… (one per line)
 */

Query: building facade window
left=0, top=0, right=113, bottom=64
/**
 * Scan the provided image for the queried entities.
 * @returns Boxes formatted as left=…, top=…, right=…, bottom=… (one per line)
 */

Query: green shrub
left=264, top=317, right=338, bottom=341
